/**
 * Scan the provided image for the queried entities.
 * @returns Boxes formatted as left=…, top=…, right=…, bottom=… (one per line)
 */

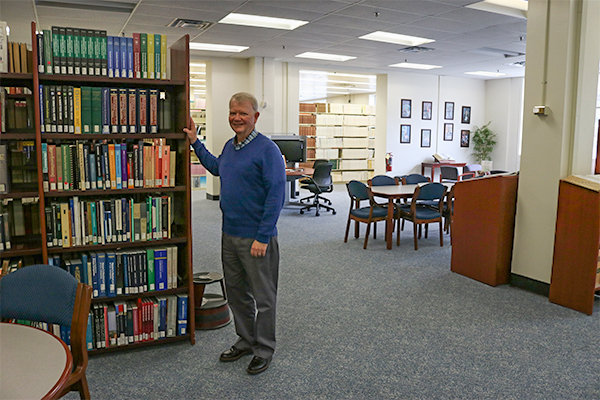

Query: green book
left=51, top=26, right=61, bottom=74
left=93, top=30, right=101, bottom=76
left=100, top=30, right=107, bottom=76
left=80, top=29, right=88, bottom=75
left=146, top=247, right=155, bottom=291
left=91, top=87, right=102, bottom=134
left=140, top=33, right=147, bottom=79
left=59, top=27, right=67, bottom=74
left=86, top=29, right=95, bottom=76
left=43, top=29, right=53, bottom=74
left=73, top=28, right=81, bottom=75
left=66, top=27, right=74, bottom=74
left=61, top=144, right=71, bottom=190
left=81, top=86, right=92, bottom=134
left=154, top=34, right=161, bottom=80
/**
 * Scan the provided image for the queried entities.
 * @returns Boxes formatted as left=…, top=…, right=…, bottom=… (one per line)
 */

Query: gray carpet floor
left=70, top=184, right=600, bottom=400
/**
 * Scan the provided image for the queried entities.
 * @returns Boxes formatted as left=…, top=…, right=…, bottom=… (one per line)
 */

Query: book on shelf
left=0, top=21, right=7, bottom=73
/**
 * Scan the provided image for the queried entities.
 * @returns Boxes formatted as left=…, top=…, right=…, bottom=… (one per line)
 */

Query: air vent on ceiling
left=506, top=61, right=526, bottom=67
left=397, top=46, right=434, bottom=53
left=168, top=18, right=214, bottom=30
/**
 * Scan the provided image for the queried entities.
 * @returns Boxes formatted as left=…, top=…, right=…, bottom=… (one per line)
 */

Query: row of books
left=39, top=85, right=168, bottom=134
left=3, top=293, right=188, bottom=351
left=0, top=256, right=43, bottom=275
left=36, top=26, right=168, bottom=79
left=0, top=198, right=40, bottom=246
left=49, top=246, right=178, bottom=298
left=0, top=88, right=35, bottom=132
left=0, top=142, right=38, bottom=194
left=87, top=295, right=188, bottom=350
left=4, top=41, right=33, bottom=74
left=42, top=139, right=176, bottom=193
left=45, top=195, right=173, bottom=249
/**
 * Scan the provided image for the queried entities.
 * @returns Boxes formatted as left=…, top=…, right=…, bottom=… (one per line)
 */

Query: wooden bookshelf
left=1, top=21, right=195, bottom=351
left=549, top=176, right=600, bottom=315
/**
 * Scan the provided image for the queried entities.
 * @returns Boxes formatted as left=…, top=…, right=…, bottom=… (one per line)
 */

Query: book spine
left=132, top=33, right=141, bottom=79
left=56, top=86, right=63, bottom=132
left=0, top=145, right=8, bottom=194
left=68, top=86, right=74, bottom=133
left=115, top=144, right=122, bottom=189
left=140, top=33, right=147, bottom=79
left=48, top=144, right=57, bottom=191
left=91, top=87, right=102, bottom=133
left=61, top=85, right=69, bottom=133
left=154, top=34, right=161, bottom=81
left=128, top=88, right=137, bottom=133
left=80, top=29, right=87, bottom=75
left=120, top=37, right=127, bottom=79
left=138, top=88, right=147, bottom=133
left=41, top=142, right=49, bottom=192
left=100, top=30, right=107, bottom=76
left=147, top=34, right=154, bottom=79
left=36, top=32, right=44, bottom=74
left=118, top=88, right=128, bottom=133
left=73, top=87, right=81, bottom=134
left=127, top=37, right=134, bottom=78
left=66, top=27, right=74, bottom=74
left=73, top=28, right=81, bottom=75
left=107, top=35, right=113, bottom=78
left=81, top=86, right=91, bottom=133
left=93, top=30, right=101, bottom=76
left=52, top=26, right=61, bottom=74
left=59, top=27, right=67, bottom=74
left=110, top=88, right=119, bottom=134
left=161, top=34, right=167, bottom=80
left=43, top=29, right=53, bottom=74
left=121, top=143, right=128, bottom=189
left=101, top=87, right=110, bottom=134
left=149, top=89, right=158, bottom=133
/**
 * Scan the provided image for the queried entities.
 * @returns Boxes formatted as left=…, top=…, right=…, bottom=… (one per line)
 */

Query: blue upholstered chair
left=345, top=180, right=398, bottom=249
left=401, top=174, right=429, bottom=185
left=368, top=175, right=399, bottom=186
left=0, top=264, right=93, bottom=399
left=398, top=182, right=448, bottom=250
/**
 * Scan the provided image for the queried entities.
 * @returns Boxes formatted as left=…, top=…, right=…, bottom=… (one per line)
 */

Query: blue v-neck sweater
left=191, top=133, right=286, bottom=243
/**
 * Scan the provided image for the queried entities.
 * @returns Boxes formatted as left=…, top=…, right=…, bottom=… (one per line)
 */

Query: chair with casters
left=398, top=182, right=448, bottom=250
left=0, top=264, right=93, bottom=400
left=440, top=166, right=460, bottom=183
left=299, top=159, right=332, bottom=205
left=299, top=162, right=336, bottom=216
left=345, top=180, right=399, bottom=249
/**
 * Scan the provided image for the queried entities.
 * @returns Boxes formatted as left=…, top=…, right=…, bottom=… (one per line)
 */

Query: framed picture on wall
left=444, top=123, right=454, bottom=141
left=400, top=125, right=411, bottom=143
left=421, top=129, right=431, bottom=147
left=461, top=130, right=470, bottom=147
left=401, top=99, right=412, bottom=118
left=422, top=101, right=432, bottom=120
left=462, top=106, right=471, bottom=124
left=445, top=102, right=454, bottom=120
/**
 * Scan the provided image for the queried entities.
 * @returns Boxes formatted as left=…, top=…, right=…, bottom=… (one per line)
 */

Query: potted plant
left=471, top=121, right=497, bottom=171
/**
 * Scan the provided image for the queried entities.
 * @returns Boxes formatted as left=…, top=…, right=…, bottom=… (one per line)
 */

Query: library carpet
left=68, top=185, right=600, bottom=400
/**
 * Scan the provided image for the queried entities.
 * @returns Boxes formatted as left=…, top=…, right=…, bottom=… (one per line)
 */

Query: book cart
left=549, top=175, right=600, bottom=315
left=0, top=21, right=195, bottom=352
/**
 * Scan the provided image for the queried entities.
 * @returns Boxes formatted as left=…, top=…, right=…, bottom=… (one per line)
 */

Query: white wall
left=383, top=73, right=486, bottom=180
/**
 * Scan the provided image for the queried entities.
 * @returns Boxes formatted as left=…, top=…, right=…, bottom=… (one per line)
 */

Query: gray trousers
left=221, top=233, right=279, bottom=360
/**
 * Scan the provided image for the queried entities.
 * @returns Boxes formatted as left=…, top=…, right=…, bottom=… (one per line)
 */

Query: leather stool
left=193, top=272, right=232, bottom=330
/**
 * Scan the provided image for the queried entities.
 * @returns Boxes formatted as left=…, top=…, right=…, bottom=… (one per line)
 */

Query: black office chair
left=299, top=163, right=336, bottom=216
left=440, top=166, right=460, bottom=182
left=299, top=159, right=331, bottom=205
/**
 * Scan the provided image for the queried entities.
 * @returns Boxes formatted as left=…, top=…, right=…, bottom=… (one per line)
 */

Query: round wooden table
left=0, top=322, right=73, bottom=400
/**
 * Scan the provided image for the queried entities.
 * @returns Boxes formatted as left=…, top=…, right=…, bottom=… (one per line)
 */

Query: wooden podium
left=450, top=174, right=519, bottom=286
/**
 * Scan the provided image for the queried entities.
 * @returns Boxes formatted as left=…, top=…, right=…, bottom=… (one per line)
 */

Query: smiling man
left=184, top=92, right=286, bottom=375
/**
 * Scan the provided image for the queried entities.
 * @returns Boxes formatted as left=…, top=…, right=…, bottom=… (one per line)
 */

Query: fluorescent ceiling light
left=467, top=0, right=528, bottom=19
left=300, top=70, right=376, bottom=80
left=301, top=80, right=373, bottom=86
left=389, top=62, right=442, bottom=70
left=295, top=52, right=356, bottom=62
left=35, top=0, right=136, bottom=13
left=190, top=85, right=206, bottom=88
left=190, top=78, right=206, bottom=82
left=359, top=31, right=435, bottom=46
left=465, top=71, right=507, bottom=77
left=219, top=13, right=308, bottom=30
left=190, top=63, right=206, bottom=68
left=189, top=42, right=248, bottom=52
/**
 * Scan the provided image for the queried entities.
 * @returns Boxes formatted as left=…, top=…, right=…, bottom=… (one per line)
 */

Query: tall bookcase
left=299, top=102, right=375, bottom=182
left=0, top=22, right=195, bottom=351
left=549, top=176, right=600, bottom=315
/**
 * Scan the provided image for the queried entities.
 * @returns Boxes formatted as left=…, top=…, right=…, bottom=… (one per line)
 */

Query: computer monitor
left=270, top=135, right=307, bottom=165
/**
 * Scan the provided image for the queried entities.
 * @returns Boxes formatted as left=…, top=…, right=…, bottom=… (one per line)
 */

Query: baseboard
left=206, top=193, right=220, bottom=201
left=510, top=273, right=550, bottom=297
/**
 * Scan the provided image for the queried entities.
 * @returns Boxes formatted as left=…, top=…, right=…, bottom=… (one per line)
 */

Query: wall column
left=511, top=0, right=600, bottom=283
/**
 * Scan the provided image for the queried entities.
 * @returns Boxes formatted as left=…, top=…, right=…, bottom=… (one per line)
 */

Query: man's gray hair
left=230, top=92, right=259, bottom=112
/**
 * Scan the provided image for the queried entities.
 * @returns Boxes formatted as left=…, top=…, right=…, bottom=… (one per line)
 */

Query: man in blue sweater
left=184, top=92, right=286, bottom=375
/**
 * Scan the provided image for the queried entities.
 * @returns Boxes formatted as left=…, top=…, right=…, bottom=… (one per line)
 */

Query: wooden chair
left=368, top=175, right=399, bottom=186
left=0, top=264, right=93, bottom=399
left=398, top=183, right=447, bottom=250
left=345, top=180, right=399, bottom=249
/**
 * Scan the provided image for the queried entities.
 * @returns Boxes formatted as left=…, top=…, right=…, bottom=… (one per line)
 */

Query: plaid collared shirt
left=233, top=130, right=258, bottom=151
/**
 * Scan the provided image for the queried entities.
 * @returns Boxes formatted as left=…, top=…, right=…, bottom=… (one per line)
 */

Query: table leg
left=386, top=200, right=394, bottom=249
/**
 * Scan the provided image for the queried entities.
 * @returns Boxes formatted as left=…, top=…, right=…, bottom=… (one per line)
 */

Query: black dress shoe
left=219, top=347, right=252, bottom=362
left=247, top=356, right=271, bottom=375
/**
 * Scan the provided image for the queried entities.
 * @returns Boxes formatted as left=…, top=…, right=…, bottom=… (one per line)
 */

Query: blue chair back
left=346, top=180, right=370, bottom=201
left=370, top=175, right=397, bottom=186
left=417, top=183, right=447, bottom=201
left=0, top=264, right=77, bottom=327
left=403, top=174, right=429, bottom=184
left=464, top=164, right=482, bottom=172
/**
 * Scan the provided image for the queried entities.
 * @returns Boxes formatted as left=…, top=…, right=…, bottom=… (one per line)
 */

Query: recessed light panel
left=466, top=0, right=528, bottom=19
left=295, top=52, right=356, bottom=62
left=219, top=13, right=308, bottom=30
left=389, top=62, right=442, bottom=70
left=465, top=71, right=507, bottom=77
left=189, top=43, right=248, bottom=52
left=359, top=31, right=435, bottom=47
